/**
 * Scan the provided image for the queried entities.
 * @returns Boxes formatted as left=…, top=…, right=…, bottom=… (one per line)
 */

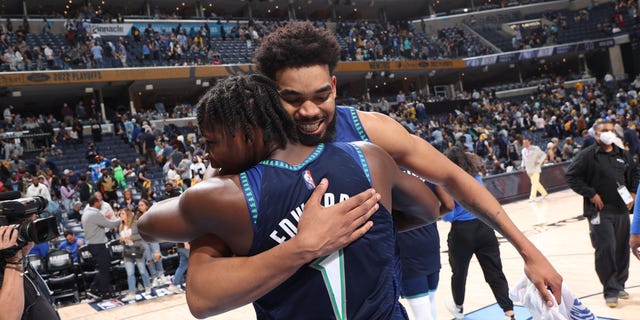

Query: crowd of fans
left=1, top=63, right=640, bottom=304
left=344, top=74, right=640, bottom=176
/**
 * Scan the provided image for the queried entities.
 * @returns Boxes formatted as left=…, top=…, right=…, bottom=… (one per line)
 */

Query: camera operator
left=0, top=221, right=60, bottom=319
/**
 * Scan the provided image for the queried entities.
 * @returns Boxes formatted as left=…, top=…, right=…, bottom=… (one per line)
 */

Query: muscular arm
left=355, top=141, right=440, bottom=231
left=359, top=110, right=563, bottom=304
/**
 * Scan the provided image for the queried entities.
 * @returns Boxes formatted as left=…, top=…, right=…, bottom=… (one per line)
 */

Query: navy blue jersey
left=241, top=142, right=407, bottom=320
left=334, top=106, right=370, bottom=143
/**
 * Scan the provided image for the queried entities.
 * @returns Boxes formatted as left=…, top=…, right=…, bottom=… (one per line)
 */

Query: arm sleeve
left=93, top=213, right=121, bottom=228
left=565, top=151, right=596, bottom=198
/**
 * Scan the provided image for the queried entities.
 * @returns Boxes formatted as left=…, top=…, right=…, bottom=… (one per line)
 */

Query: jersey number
left=311, top=249, right=347, bottom=320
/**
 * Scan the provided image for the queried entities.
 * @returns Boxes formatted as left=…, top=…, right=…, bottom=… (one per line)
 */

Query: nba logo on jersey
left=302, top=170, right=316, bottom=190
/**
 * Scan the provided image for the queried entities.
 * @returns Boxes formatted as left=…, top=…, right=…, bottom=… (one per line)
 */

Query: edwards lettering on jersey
left=269, top=193, right=350, bottom=244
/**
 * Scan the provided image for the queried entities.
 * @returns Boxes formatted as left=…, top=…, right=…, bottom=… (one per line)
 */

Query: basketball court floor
left=58, top=188, right=640, bottom=319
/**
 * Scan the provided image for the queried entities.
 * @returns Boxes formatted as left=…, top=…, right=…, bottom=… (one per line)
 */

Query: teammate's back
left=243, top=142, right=407, bottom=320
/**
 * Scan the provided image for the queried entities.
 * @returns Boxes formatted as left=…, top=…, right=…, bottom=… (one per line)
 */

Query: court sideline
left=58, top=189, right=640, bottom=319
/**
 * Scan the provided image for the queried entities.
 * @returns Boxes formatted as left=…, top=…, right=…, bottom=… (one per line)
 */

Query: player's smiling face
left=275, top=65, right=337, bottom=146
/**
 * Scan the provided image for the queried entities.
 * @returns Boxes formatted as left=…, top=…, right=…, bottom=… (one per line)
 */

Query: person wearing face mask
left=566, top=119, right=640, bottom=308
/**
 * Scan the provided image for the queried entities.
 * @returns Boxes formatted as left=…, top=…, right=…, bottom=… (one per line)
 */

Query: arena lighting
left=85, top=87, right=94, bottom=93
left=196, top=79, right=202, bottom=85
left=145, top=84, right=154, bottom=90
left=202, top=81, right=210, bottom=87
left=11, top=91, right=21, bottom=97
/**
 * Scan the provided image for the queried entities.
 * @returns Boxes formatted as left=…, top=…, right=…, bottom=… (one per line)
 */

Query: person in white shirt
left=25, top=176, right=51, bottom=201
left=84, top=191, right=114, bottom=218
left=521, top=137, right=548, bottom=202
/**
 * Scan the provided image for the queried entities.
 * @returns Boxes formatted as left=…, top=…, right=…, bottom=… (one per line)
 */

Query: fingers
left=549, top=283, right=562, bottom=306
left=338, top=188, right=380, bottom=214
left=534, top=281, right=560, bottom=307
left=0, top=226, right=18, bottom=250
left=348, top=221, right=374, bottom=243
left=351, top=198, right=379, bottom=227
left=306, top=178, right=329, bottom=208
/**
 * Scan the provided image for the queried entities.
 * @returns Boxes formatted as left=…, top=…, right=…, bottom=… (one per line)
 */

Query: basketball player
left=398, top=181, right=454, bottom=320
left=138, top=75, right=441, bottom=318
left=251, top=21, right=563, bottom=306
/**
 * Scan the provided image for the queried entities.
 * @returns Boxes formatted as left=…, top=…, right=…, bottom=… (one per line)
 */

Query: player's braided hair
left=196, top=74, right=298, bottom=149
left=253, top=21, right=340, bottom=81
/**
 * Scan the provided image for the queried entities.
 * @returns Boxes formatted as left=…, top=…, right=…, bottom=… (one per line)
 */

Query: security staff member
left=566, top=119, right=640, bottom=308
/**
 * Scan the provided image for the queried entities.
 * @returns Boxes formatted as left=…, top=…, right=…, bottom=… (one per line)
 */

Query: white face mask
left=599, top=131, right=616, bottom=146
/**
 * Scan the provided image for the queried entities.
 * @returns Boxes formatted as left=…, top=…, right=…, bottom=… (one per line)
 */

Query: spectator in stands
left=521, top=137, right=548, bottom=202
left=28, top=240, right=50, bottom=259
left=562, top=136, right=580, bottom=161
left=136, top=159, right=151, bottom=190
left=115, top=40, right=127, bottom=67
left=111, top=158, right=126, bottom=189
left=161, top=182, right=180, bottom=200
left=58, top=229, right=85, bottom=262
left=72, top=118, right=84, bottom=141
left=90, top=118, right=102, bottom=142
left=177, top=153, right=192, bottom=187
left=189, top=155, right=205, bottom=186
left=76, top=100, right=87, bottom=121
left=67, top=200, right=83, bottom=221
left=77, top=174, right=93, bottom=203
left=138, top=127, right=157, bottom=166
left=25, top=175, right=51, bottom=201
left=623, top=121, right=640, bottom=160
left=119, top=188, right=138, bottom=210
left=546, top=138, right=561, bottom=163
left=59, top=176, right=77, bottom=211
left=91, top=41, right=104, bottom=69
left=135, top=199, right=169, bottom=287
left=82, top=194, right=120, bottom=300
left=99, top=167, right=117, bottom=202
left=118, top=208, right=152, bottom=302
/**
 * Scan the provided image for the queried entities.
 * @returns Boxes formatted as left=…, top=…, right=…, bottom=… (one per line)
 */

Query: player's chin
left=298, top=132, right=327, bottom=146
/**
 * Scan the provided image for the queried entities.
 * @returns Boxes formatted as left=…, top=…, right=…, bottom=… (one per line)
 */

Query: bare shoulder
left=180, top=176, right=246, bottom=224
left=348, top=141, right=397, bottom=171
left=354, top=110, right=416, bottom=159
left=354, top=109, right=397, bottom=127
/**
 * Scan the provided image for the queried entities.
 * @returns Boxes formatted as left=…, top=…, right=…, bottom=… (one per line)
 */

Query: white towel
left=508, top=275, right=595, bottom=320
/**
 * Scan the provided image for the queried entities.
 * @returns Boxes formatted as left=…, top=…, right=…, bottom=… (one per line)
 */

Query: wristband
left=5, top=257, right=24, bottom=265
left=5, top=264, right=24, bottom=276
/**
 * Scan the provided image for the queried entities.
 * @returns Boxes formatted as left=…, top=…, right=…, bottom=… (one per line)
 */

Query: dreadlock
left=196, top=74, right=298, bottom=150
left=253, top=21, right=341, bottom=81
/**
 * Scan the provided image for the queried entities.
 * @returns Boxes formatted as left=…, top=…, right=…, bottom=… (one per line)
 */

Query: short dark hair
left=88, top=194, right=100, bottom=206
left=196, top=74, right=298, bottom=151
left=64, top=229, right=74, bottom=237
left=253, top=21, right=340, bottom=81
left=594, top=119, right=614, bottom=131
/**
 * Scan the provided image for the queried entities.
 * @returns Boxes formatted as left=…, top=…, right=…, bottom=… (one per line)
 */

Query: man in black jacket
left=566, top=119, right=640, bottom=308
